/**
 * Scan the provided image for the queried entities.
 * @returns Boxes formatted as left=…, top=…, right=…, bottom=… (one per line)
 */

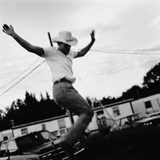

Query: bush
left=78, top=126, right=160, bottom=160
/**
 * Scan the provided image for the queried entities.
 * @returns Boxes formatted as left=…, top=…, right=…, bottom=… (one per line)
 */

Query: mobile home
left=0, top=99, right=134, bottom=140
left=131, top=94, right=160, bottom=117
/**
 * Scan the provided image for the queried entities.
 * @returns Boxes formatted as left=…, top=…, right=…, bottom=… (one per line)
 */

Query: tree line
left=0, top=62, right=160, bottom=130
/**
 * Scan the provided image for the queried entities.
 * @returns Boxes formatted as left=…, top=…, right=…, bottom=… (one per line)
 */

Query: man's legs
left=53, top=82, right=93, bottom=157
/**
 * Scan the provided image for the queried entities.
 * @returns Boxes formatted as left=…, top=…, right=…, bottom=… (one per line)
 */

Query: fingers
left=92, top=30, right=95, bottom=34
left=90, top=30, right=95, bottom=37
left=2, top=24, right=9, bottom=33
left=10, top=25, right=13, bottom=29
left=90, top=30, right=95, bottom=41
left=3, top=24, right=9, bottom=30
left=2, top=27, right=6, bottom=33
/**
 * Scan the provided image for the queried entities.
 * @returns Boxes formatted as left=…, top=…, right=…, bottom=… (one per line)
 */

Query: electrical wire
left=0, top=32, right=52, bottom=97
left=1, top=47, right=159, bottom=97
left=0, top=60, right=45, bottom=97
left=0, top=58, right=40, bottom=90
left=90, top=49, right=160, bottom=56
left=75, top=72, right=119, bottom=129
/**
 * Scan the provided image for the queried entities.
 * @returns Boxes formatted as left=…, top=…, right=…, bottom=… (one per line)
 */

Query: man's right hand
left=2, top=24, right=15, bottom=36
left=2, top=24, right=45, bottom=57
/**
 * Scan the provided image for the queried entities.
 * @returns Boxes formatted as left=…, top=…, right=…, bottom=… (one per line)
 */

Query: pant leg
left=53, top=82, right=94, bottom=144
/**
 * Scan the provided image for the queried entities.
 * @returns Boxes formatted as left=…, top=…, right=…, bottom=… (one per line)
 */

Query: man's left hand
left=90, top=30, right=95, bottom=42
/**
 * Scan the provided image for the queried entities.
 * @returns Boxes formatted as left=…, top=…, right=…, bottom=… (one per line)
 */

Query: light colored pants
left=53, top=82, right=94, bottom=145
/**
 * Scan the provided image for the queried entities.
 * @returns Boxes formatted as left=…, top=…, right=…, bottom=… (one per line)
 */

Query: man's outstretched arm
left=2, top=24, right=45, bottom=57
left=76, top=30, right=95, bottom=58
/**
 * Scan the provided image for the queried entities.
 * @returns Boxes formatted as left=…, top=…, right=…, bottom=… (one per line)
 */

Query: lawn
left=77, top=126, right=160, bottom=160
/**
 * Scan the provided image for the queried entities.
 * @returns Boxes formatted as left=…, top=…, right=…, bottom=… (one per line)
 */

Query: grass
left=77, top=126, right=160, bottom=160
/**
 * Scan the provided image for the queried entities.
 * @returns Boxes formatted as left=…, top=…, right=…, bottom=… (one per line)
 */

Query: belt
left=54, top=78, right=72, bottom=85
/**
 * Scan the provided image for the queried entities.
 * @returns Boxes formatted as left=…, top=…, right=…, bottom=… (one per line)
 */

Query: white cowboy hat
left=52, top=31, right=78, bottom=46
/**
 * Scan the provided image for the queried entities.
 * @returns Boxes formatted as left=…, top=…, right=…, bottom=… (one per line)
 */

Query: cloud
left=74, top=47, right=160, bottom=82
left=150, top=15, right=160, bottom=28
left=97, top=23, right=124, bottom=32
left=70, top=0, right=134, bottom=31
left=1, top=0, right=160, bottom=108
left=141, top=41, right=160, bottom=51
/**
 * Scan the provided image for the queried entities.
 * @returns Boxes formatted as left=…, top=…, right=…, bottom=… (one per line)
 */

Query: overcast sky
left=0, top=0, right=160, bottom=110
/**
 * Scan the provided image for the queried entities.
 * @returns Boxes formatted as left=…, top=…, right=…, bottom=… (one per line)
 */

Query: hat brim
left=52, top=37, right=78, bottom=46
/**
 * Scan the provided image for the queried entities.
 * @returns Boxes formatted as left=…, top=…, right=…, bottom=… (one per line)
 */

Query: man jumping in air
left=2, top=24, right=95, bottom=160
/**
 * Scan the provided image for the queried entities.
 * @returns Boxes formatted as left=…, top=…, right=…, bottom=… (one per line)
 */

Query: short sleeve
left=42, top=47, right=55, bottom=58
left=71, top=51, right=78, bottom=58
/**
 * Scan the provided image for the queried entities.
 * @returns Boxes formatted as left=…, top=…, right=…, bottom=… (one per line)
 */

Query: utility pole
left=67, top=111, right=75, bottom=125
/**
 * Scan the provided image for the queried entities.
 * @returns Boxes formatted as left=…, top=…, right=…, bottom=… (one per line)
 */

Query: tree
left=100, top=96, right=119, bottom=105
left=143, top=63, right=160, bottom=89
left=0, top=91, right=66, bottom=129
left=122, top=85, right=142, bottom=100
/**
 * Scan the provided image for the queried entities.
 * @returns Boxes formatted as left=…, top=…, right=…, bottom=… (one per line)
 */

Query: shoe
left=79, top=131, right=90, bottom=147
left=54, top=138, right=78, bottom=160
left=79, top=135, right=87, bottom=147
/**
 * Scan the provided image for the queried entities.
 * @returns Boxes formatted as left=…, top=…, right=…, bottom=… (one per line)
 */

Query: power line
left=90, top=49, right=160, bottom=56
left=0, top=58, right=40, bottom=90
left=1, top=46, right=160, bottom=97
left=0, top=32, right=52, bottom=97
left=0, top=60, right=45, bottom=97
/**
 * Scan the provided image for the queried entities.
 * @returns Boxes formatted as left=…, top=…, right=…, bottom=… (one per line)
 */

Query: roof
left=12, top=114, right=69, bottom=129
left=93, top=98, right=134, bottom=111
left=132, top=93, right=160, bottom=104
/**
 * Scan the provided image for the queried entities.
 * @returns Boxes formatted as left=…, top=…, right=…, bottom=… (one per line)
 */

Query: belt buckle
left=54, top=80, right=60, bottom=85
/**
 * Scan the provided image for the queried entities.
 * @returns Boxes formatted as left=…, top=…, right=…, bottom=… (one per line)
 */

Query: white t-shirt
left=42, top=46, right=78, bottom=83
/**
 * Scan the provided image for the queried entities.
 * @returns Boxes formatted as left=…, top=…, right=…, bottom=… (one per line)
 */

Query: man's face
left=59, top=43, right=71, bottom=55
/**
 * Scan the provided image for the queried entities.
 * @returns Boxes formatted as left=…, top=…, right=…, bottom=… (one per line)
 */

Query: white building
left=131, top=93, right=160, bottom=117
left=0, top=99, right=134, bottom=140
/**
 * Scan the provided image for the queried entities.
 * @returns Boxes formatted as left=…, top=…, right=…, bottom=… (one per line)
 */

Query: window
left=17, top=136, right=33, bottom=152
left=145, top=101, right=153, bottom=113
left=145, top=101, right=152, bottom=109
left=158, top=98, right=160, bottom=109
left=21, top=128, right=28, bottom=135
left=57, top=128, right=67, bottom=137
left=96, top=110, right=104, bottom=119
left=8, top=140, right=18, bottom=153
left=96, top=110, right=105, bottom=120
left=3, top=136, right=8, bottom=140
left=58, top=119, right=66, bottom=129
left=0, top=142, right=7, bottom=157
left=41, top=131, right=49, bottom=140
left=113, top=106, right=120, bottom=117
